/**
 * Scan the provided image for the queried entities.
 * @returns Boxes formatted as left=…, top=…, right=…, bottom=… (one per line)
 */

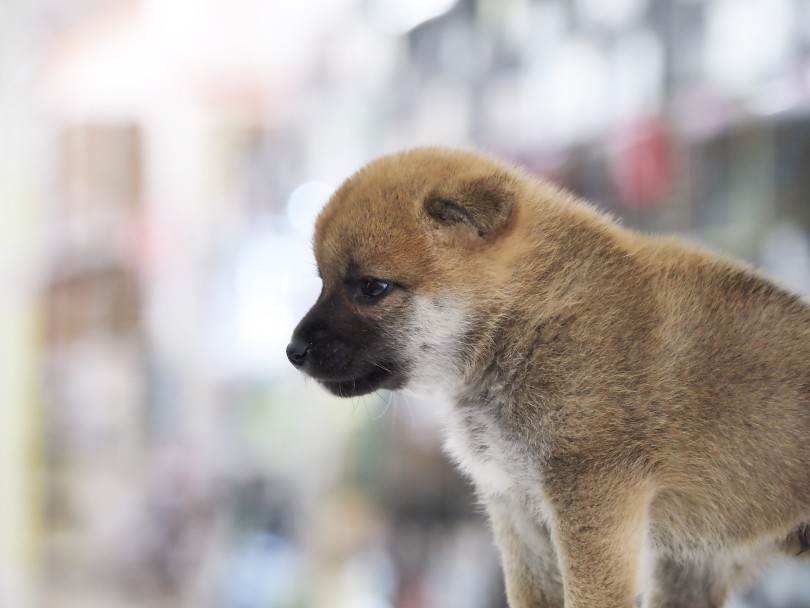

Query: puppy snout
left=286, top=334, right=310, bottom=368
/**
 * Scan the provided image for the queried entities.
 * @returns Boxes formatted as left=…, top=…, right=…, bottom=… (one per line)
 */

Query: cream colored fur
left=310, top=147, right=810, bottom=608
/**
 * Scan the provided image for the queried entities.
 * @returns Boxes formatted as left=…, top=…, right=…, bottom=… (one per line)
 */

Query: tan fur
left=306, top=147, right=810, bottom=608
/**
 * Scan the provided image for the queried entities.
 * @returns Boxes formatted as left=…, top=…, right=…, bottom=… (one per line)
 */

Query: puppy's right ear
left=425, top=172, right=515, bottom=239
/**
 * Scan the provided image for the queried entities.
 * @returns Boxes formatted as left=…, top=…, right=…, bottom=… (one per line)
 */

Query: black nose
left=286, top=335, right=310, bottom=368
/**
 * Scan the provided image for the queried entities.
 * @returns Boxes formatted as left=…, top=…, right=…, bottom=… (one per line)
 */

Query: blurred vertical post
left=0, top=0, right=44, bottom=606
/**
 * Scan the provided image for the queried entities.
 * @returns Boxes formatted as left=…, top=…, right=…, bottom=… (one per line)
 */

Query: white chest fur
left=444, top=418, right=517, bottom=496
left=441, top=404, right=550, bottom=508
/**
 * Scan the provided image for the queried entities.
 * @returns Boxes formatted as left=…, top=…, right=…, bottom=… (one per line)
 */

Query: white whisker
left=399, top=391, right=416, bottom=429
left=371, top=390, right=394, bottom=420
left=371, top=361, right=393, bottom=373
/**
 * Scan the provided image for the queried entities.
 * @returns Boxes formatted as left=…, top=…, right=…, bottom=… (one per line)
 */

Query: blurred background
left=2, top=0, right=810, bottom=606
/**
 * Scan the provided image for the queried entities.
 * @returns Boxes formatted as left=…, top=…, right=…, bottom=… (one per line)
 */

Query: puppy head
left=287, top=148, right=518, bottom=397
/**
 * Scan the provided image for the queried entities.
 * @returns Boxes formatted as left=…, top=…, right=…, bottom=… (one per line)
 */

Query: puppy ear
left=425, top=172, right=514, bottom=238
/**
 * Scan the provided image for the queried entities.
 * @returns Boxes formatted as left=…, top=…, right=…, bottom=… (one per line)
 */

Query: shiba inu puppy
left=286, top=147, right=810, bottom=608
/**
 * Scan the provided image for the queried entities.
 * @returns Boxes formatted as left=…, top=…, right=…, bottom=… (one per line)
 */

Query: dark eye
left=357, top=277, right=392, bottom=301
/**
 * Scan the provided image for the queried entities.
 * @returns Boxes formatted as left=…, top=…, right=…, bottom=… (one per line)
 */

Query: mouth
left=319, top=364, right=400, bottom=398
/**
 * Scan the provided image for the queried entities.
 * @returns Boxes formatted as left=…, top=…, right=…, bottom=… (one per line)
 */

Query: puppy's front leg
left=486, top=496, right=564, bottom=608
left=547, top=474, right=650, bottom=608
